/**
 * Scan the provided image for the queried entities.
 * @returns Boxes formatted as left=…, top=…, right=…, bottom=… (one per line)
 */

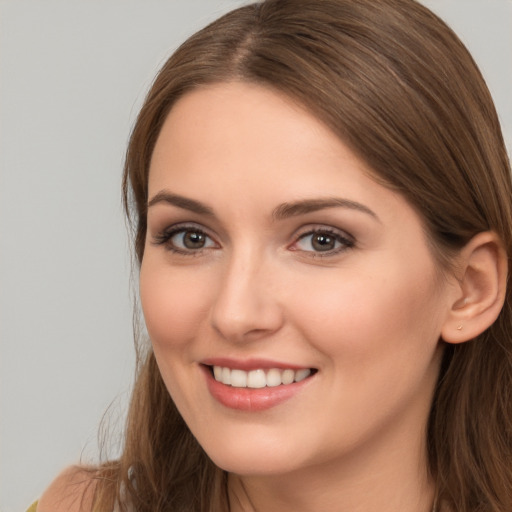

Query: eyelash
left=152, top=224, right=217, bottom=256
left=151, top=224, right=355, bottom=257
left=290, top=227, right=355, bottom=257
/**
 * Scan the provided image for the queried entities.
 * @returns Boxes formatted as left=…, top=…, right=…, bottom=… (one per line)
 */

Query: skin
left=140, top=82, right=461, bottom=512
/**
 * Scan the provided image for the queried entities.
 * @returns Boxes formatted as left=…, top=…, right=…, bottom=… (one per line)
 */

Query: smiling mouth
left=208, top=365, right=317, bottom=389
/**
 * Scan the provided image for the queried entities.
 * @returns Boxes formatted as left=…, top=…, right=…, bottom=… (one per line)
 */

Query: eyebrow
left=147, top=190, right=379, bottom=222
left=272, top=198, right=379, bottom=222
left=147, top=190, right=214, bottom=216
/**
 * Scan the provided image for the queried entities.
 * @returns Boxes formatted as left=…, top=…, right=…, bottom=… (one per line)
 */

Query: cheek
left=290, top=257, right=442, bottom=366
left=139, top=257, right=213, bottom=348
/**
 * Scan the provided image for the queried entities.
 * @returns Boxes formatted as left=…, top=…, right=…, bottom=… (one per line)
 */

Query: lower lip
left=202, top=366, right=314, bottom=411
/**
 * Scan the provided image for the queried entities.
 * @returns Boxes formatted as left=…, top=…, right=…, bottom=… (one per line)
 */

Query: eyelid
left=288, top=225, right=355, bottom=256
left=151, top=222, right=220, bottom=254
left=294, top=224, right=355, bottom=241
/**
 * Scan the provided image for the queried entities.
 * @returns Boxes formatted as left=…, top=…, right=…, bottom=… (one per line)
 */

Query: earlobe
left=441, top=231, right=508, bottom=344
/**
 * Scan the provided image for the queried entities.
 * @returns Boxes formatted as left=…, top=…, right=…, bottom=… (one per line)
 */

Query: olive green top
left=26, top=501, right=38, bottom=512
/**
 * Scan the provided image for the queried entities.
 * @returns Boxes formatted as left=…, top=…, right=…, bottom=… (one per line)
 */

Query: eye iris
left=312, top=233, right=335, bottom=251
left=183, top=231, right=206, bottom=249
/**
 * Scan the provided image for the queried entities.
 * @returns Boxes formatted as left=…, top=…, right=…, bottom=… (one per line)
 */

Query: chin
left=210, top=453, right=301, bottom=476
left=199, top=433, right=311, bottom=476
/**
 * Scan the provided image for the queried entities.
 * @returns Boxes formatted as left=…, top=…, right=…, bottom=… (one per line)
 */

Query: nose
left=210, top=249, right=284, bottom=343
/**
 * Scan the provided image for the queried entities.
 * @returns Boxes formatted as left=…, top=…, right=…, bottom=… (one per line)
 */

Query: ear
left=441, top=231, right=508, bottom=344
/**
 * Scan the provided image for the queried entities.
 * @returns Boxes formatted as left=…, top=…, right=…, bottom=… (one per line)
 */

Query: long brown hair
left=92, top=1, right=512, bottom=510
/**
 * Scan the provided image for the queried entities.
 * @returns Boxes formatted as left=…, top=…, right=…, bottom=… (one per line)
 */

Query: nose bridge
left=210, top=243, right=283, bottom=342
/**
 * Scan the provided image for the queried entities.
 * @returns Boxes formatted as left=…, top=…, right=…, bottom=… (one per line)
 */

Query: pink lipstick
left=201, top=359, right=316, bottom=411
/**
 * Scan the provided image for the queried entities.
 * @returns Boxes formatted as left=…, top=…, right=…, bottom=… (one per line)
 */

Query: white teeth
left=266, top=368, right=282, bottom=387
left=281, top=369, right=295, bottom=385
left=230, top=369, right=247, bottom=387
left=212, top=366, right=312, bottom=388
left=221, top=367, right=231, bottom=385
left=247, top=369, right=266, bottom=388
left=294, top=368, right=311, bottom=382
left=213, top=366, right=223, bottom=381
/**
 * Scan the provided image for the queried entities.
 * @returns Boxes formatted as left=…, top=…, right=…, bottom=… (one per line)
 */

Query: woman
left=37, top=0, right=512, bottom=511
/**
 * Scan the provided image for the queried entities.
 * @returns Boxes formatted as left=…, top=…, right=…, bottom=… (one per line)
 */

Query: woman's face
left=140, top=82, right=455, bottom=476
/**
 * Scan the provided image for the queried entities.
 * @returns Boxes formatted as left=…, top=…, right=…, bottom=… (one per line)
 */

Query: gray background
left=1, top=1, right=510, bottom=510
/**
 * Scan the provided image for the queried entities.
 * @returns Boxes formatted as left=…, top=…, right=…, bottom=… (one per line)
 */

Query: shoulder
left=37, top=465, right=98, bottom=512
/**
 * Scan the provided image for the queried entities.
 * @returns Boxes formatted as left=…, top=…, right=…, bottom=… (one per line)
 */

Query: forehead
left=149, top=82, right=374, bottom=197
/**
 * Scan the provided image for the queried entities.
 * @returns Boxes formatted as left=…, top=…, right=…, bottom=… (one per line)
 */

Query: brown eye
left=182, top=231, right=207, bottom=249
left=311, top=233, right=336, bottom=251
left=293, top=229, right=354, bottom=254
left=168, top=228, right=216, bottom=252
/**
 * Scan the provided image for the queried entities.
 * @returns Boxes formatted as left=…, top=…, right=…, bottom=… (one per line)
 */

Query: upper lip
left=201, top=357, right=314, bottom=372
